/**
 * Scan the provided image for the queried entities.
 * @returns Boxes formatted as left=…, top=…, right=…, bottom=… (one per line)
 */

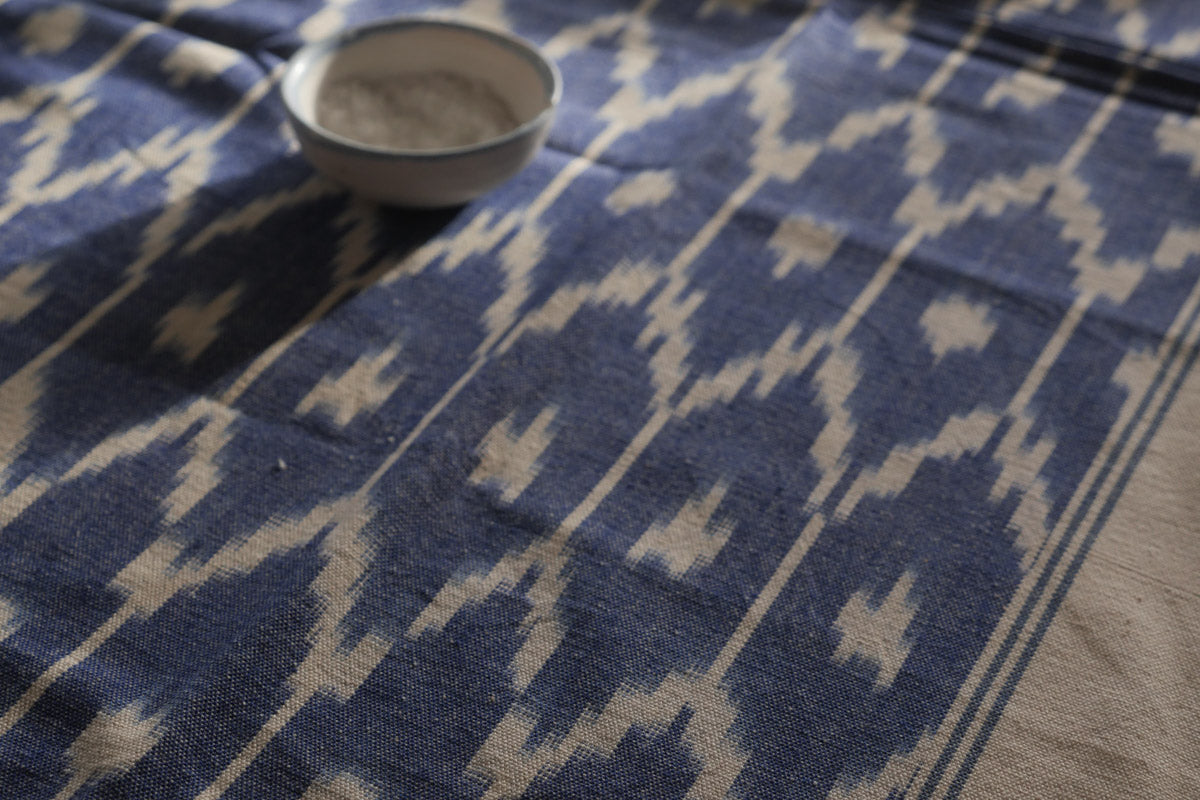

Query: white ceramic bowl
left=281, top=17, right=561, bottom=208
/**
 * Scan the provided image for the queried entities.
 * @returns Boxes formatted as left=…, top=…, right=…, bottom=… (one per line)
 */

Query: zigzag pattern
left=0, top=1, right=1197, bottom=798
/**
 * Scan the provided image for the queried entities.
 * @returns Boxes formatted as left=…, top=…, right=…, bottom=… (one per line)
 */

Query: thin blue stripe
left=916, top=290, right=1200, bottom=799
left=945, top=306, right=1200, bottom=797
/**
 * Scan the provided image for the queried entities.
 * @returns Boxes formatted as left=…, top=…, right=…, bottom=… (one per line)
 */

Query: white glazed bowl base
left=283, top=19, right=559, bottom=208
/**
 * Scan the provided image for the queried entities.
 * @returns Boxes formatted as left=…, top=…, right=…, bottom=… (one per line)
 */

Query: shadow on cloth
left=2, top=162, right=461, bottom=484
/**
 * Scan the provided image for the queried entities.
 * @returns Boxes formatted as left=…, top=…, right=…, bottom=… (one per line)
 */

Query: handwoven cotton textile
left=0, top=0, right=1197, bottom=797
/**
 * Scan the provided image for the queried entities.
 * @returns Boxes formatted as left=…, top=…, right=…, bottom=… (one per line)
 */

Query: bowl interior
left=288, top=21, right=557, bottom=150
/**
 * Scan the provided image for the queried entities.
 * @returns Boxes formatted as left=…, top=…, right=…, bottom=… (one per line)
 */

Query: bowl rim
left=281, top=16, right=562, bottom=161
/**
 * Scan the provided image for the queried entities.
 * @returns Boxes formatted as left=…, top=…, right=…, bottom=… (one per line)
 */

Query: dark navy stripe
left=917, top=289, right=1200, bottom=800
left=945, top=304, right=1200, bottom=797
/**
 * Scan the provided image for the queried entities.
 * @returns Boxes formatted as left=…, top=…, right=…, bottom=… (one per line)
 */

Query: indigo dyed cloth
left=0, top=0, right=1198, bottom=797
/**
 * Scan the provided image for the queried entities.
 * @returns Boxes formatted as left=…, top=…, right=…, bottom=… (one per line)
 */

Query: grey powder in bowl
left=316, top=71, right=520, bottom=150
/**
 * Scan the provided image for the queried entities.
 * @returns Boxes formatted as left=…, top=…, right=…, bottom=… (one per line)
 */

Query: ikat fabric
left=0, top=0, right=1198, bottom=798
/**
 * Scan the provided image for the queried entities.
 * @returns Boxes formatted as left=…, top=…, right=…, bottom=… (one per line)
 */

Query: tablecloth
left=0, top=0, right=1197, bottom=797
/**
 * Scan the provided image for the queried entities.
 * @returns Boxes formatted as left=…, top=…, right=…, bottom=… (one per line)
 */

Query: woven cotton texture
left=0, top=1, right=1198, bottom=798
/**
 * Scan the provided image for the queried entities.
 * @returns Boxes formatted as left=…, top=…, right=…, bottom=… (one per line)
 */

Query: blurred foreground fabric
left=0, top=0, right=1197, bottom=797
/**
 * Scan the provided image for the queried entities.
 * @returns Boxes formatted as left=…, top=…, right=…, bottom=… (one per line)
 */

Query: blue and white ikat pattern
left=1, top=0, right=1198, bottom=798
